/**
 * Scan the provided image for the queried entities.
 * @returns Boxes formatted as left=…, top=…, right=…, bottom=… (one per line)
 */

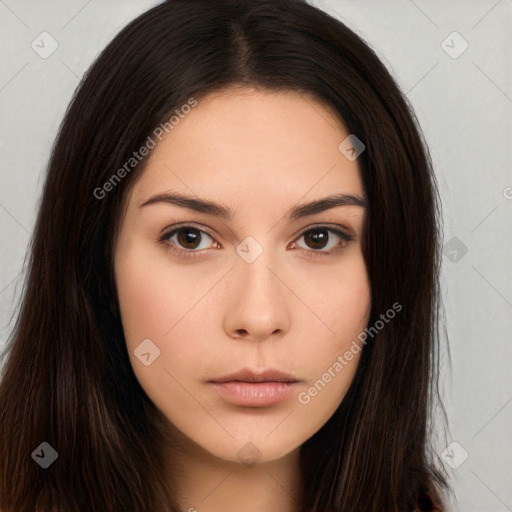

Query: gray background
left=1, top=1, right=511, bottom=510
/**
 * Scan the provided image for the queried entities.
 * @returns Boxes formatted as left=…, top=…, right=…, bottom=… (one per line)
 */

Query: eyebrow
left=139, top=191, right=367, bottom=221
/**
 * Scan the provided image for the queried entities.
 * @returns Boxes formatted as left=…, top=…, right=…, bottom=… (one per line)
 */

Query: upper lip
left=210, top=368, right=299, bottom=383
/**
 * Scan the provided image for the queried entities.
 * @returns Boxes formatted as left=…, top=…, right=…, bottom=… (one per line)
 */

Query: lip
left=209, top=368, right=300, bottom=407
left=209, top=368, right=299, bottom=384
left=210, top=381, right=299, bottom=407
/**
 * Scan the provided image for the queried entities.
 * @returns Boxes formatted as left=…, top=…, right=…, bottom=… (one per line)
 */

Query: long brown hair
left=0, top=0, right=448, bottom=510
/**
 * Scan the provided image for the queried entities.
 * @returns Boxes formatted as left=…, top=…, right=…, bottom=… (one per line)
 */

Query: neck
left=164, top=426, right=302, bottom=512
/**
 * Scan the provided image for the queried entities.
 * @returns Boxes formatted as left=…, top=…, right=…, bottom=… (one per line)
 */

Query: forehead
left=128, top=87, right=364, bottom=214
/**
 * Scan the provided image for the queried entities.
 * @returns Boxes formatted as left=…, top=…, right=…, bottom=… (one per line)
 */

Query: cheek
left=115, top=242, right=206, bottom=343
left=114, top=247, right=205, bottom=403
left=114, top=243, right=224, bottom=387
left=299, top=250, right=371, bottom=339
left=115, top=257, right=171, bottom=344
left=293, top=253, right=370, bottom=407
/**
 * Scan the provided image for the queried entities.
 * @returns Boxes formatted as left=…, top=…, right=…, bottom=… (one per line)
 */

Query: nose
left=223, top=248, right=291, bottom=342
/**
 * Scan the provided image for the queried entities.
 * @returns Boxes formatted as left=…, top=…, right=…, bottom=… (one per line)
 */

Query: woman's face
left=114, top=87, right=371, bottom=465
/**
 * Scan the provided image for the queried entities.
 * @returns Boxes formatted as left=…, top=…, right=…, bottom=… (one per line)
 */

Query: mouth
left=209, top=368, right=301, bottom=407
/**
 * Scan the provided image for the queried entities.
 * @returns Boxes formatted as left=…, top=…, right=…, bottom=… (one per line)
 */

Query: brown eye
left=159, top=224, right=353, bottom=260
left=303, top=228, right=331, bottom=250
left=293, top=226, right=353, bottom=256
left=176, top=227, right=203, bottom=249
left=162, top=226, right=216, bottom=252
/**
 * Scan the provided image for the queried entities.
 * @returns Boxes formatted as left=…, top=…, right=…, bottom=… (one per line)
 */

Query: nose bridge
left=236, top=239, right=283, bottom=312
left=223, top=235, right=291, bottom=340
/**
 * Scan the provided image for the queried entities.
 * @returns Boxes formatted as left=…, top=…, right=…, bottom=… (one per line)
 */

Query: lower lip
left=210, top=381, right=298, bottom=407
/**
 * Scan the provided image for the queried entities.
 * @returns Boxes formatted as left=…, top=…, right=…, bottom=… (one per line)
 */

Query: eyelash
left=157, top=223, right=355, bottom=260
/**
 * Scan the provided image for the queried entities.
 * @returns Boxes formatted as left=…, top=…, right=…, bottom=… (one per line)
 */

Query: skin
left=114, top=86, right=371, bottom=512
